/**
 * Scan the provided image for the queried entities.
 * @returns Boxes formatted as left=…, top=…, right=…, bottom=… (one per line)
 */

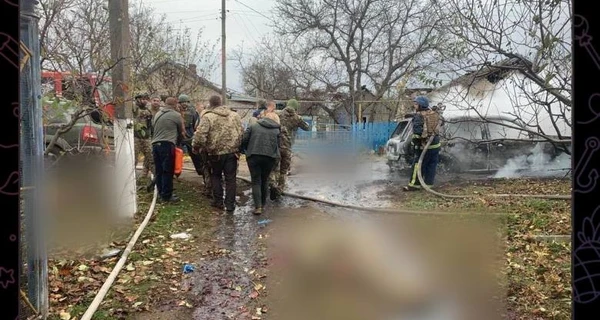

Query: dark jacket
left=241, top=118, right=281, bottom=159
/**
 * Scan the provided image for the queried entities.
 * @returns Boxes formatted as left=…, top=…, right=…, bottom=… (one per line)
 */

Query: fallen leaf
left=78, top=264, right=89, bottom=272
left=126, top=263, right=135, bottom=271
left=235, top=286, right=242, bottom=291
left=249, top=291, right=259, bottom=299
left=254, top=283, right=263, bottom=291
left=256, top=307, right=262, bottom=315
left=142, top=260, right=154, bottom=266
left=59, top=311, right=71, bottom=320
left=59, top=268, right=71, bottom=276
left=166, top=248, right=174, bottom=252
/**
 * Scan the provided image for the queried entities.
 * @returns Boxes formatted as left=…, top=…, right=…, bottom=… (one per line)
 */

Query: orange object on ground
left=174, top=147, right=184, bottom=176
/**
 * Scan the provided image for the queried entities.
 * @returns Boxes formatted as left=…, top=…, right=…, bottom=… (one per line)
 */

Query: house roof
left=229, top=93, right=259, bottom=103
left=144, top=60, right=266, bottom=105
left=144, top=60, right=223, bottom=93
left=432, top=57, right=532, bottom=92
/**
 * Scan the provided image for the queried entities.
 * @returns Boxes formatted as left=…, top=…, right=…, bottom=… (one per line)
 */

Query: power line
left=233, top=0, right=270, bottom=19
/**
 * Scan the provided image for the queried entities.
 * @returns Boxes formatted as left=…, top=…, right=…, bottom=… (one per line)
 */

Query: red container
left=174, top=147, right=183, bottom=176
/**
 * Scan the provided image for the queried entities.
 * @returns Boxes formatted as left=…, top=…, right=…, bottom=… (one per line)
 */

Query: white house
left=427, top=58, right=571, bottom=138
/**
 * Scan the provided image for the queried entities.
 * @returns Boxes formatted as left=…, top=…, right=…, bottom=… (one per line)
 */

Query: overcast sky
left=141, top=0, right=275, bottom=94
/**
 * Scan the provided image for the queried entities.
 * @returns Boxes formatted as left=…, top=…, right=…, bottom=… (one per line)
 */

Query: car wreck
left=385, top=113, right=569, bottom=173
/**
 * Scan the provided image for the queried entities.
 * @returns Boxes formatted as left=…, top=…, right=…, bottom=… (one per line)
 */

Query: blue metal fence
left=293, top=121, right=397, bottom=154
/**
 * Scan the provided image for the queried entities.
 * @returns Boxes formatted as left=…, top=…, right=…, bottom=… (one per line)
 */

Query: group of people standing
left=132, top=93, right=211, bottom=199
left=132, top=93, right=309, bottom=215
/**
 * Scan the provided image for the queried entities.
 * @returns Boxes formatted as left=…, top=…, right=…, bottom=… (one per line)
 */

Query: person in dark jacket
left=404, top=96, right=441, bottom=191
left=241, top=112, right=281, bottom=215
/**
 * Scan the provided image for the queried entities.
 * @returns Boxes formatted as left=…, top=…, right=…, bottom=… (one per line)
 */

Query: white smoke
left=494, top=143, right=571, bottom=178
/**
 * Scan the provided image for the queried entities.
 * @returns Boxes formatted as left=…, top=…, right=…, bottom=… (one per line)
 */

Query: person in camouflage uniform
left=268, top=99, right=309, bottom=199
left=133, top=94, right=154, bottom=177
left=192, top=95, right=244, bottom=212
left=178, top=94, right=204, bottom=174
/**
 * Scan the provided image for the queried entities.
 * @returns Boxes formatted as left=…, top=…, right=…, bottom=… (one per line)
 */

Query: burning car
left=385, top=114, right=568, bottom=173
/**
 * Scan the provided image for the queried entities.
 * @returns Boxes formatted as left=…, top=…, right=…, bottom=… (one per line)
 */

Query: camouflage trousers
left=134, top=138, right=154, bottom=174
left=199, top=150, right=213, bottom=197
left=269, top=149, right=292, bottom=194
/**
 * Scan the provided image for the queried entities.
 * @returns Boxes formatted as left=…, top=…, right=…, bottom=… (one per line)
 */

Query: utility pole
left=21, top=0, right=49, bottom=316
left=221, top=0, right=227, bottom=105
left=109, top=0, right=137, bottom=219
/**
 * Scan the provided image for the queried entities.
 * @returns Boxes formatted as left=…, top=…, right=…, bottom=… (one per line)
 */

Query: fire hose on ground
left=80, top=173, right=159, bottom=320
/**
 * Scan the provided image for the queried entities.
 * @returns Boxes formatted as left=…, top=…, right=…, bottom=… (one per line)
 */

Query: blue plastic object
left=258, top=219, right=272, bottom=226
left=183, top=264, right=195, bottom=274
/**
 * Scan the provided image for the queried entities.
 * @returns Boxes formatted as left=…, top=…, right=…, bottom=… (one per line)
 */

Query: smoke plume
left=494, top=143, right=571, bottom=178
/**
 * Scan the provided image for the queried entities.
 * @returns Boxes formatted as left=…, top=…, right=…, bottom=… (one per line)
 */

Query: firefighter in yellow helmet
left=404, top=96, right=441, bottom=191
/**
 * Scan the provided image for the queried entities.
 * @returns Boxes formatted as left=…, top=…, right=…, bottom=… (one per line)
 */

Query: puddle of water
left=286, top=157, right=393, bottom=208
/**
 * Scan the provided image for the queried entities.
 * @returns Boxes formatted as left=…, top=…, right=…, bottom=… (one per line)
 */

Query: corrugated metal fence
left=293, top=121, right=397, bottom=154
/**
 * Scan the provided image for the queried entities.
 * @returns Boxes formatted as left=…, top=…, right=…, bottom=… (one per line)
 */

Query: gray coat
left=241, top=118, right=281, bottom=159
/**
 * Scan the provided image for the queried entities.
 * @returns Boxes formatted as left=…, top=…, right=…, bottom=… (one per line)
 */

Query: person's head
left=413, top=96, right=430, bottom=111
left=178, top=94, right=191, bottom=107
left=252, top=109, right=263, bottom=118
left=150, top=95, right=162, bottom=109
left=209, top=95, right=222, bottom=108
left=135, top=93, right=149, bottom=107
left=165, top=97, right=178, bottom=109
left=286, top=98, right=299, bottom=110
left=266, top=100, right=276, bottom=113
left=196, top=102, right=205, bottom=114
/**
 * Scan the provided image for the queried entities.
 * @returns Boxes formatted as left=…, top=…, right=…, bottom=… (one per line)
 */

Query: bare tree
left=431, top=0, right=572, bottom=146
left=138, top=27, right=219, bottom=98
left=273, top=0, right=446, bottom=123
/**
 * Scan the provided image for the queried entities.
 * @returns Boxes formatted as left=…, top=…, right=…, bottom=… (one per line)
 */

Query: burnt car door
left=440, top=119, right=488, bottom=172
